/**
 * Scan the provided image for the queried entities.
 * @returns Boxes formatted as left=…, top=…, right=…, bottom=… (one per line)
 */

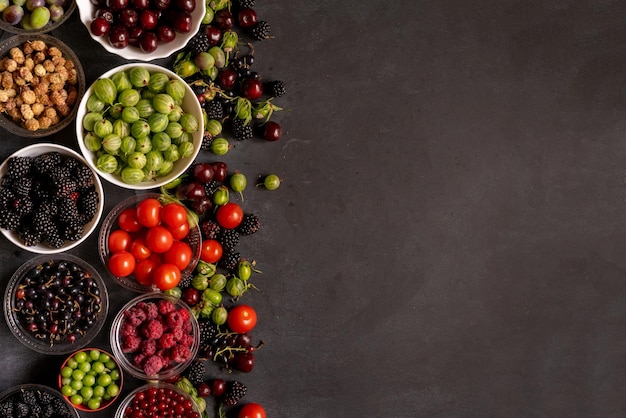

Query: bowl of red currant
left=76, top=0, right=205, bottom=60
left=3, top=254, right=109, bottom=355
left=115, top=382, right=201, bottom=418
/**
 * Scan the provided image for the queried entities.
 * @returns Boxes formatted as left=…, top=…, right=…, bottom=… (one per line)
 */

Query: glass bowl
left=0, top=383, right=79, bottom=417
left=4, top=254, right=109, bottom=355
left=75, top=63, right=203, bottom=190
left=58, top=347, right=123, bottom=412
left=98, top=193, right=201, bottom=293
left=0, top=34, right=86, bottom=137
left=0, top=0, right=76, bottom=34
left=76, top=0, right=205, bottom=61
left=115, top=382, right=200, bottom=417
left=109, top=293, right=200, bottom=381
left=0, top=143, right=105, bottom=254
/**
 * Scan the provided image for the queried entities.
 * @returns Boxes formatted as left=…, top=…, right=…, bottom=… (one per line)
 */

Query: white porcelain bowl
left=76, top=63, right=204, bottom=190
left=0, top=143, right=104, bottom=254
left=76, top=0, right=205, bottom=61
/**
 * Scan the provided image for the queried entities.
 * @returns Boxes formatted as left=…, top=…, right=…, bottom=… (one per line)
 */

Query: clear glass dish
left=114, top=382, right=200, bottom=417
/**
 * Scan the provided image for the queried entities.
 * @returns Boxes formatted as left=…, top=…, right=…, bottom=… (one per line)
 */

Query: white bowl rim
left=75, top=0, right=205, bottom=61
left=76, top=62, right=204, bottom=190
left=0, top=143, right=105, bottom=254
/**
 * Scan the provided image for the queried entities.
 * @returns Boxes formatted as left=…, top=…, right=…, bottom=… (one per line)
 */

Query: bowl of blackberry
left=4, top=253, right=109, bottom=355
left=0, top=143, right=104, bottom=254
left=0, top=383, right=79, bottom=418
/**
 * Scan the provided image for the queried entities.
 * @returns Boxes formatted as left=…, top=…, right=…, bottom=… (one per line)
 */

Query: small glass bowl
left=115, top=382, right=200, bottom=418
left=58, top=347, right=123, bottom=412
left=98, top=193, right=201, bottom=293
left=4, top=254, right=109, bottom=355
left=0, top=0, right=76, bottom=35
left=110, top=293, right=200, bottom=381
left=76, top=63, right=203, bottom=190
left=0, top=383, right=79, bottom=417
left=0, top=34, right=86, bottom=137
left=0, top=143, right=105, bottom=254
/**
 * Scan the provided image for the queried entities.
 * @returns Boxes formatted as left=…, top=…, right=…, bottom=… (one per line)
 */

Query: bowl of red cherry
left=76, top=0, right=205, bottom=60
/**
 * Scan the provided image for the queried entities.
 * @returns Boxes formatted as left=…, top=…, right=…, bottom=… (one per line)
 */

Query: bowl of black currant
left=3, top=254, right=109, bottom=355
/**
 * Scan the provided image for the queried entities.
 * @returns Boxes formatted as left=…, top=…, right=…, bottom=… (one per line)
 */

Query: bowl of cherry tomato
left=98, top=193, right=201, bottom=292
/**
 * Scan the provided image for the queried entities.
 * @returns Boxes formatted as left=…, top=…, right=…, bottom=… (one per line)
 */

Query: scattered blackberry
left=218, top=250, right=241, bottom=271
left=237, top=0, right=255, bottom=8
left=236, top=213, right=260, bottom=235
left=205, top=99, right=224, bottom=120
left=249, top=20, right=271, bottom=41
left=217, top=228, right=239, bottom=250
left=184, top=360, right=206, bottom=385
left=231, top=118, right=254, bottom=140
left=77, top=187, right=99, bottom=217
left=200, top=219, right=221, bottom=239
left=198, top=319, right=217, bottom=344
left=222, top=380, right=247, bottom=406
left=51, top=397, right=71, bottom=416
left=188, top=33, right=211, bottom=55
left=45, top=227, right=65, bottom=248
left=201, top=133, right=214, bottom=151
left=0, top=187, right=14, bottom=206
left=204, top=180, right=219, bottom=196
left=267, top=80, right=286, bottom=97
left=73, top=164, right=94, bottom=189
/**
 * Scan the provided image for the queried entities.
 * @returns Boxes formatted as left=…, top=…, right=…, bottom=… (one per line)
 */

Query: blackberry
left=268, top=80, right=286, bottom=97
left=204, top=180, right=219, bottom=196
left=33, top=210, right=55, bottom=238
left=188, top=33, right=211, bottom=55
left=56, top=198, right=78, bottom=223
left=205, top=99, right=224, bottom=120
left=18, top=224, right=41, bottom=247
left=198, top=319, right=217, bottom=344
left=73, top=164, right=94, bottom=189
left=178, top=274, right=192, bottom=289
left=6, top=156, right=32, bottom=178
left=34, top=151, right=62, bottom=173
left=51, top=398, right=71, bottom=416
left=0, top=187, right=15, bottom=207
left=37, top=390, right=55, bottom=405
left=218, top=250, right=241, bottom=271
left=236, top=213, right=260, bottom=235
left=48, top=165, right=71, bottom=182
left=0, top=400, right=12, bottom=418
left=231, top=118, right=254, bottom=140
left=217, top=228, right=239, bottom=250
left=222, top=380, right=247, bottom=406
left=77, top=187, right=99, bottom=217
left=60, top=220, right=84, bottom=241
left=14, top=402, right=28, bottom=417
left=13, top=176, right=32, bottom=196
left=54, top=177, right=77, bottom=198
left=45, top=226, right=65, bottom=248
left=0, top=208, right=20, bottom=230
left=13, top=197, right=34, bottom=216
left=236, top=0, right=255, bottom=7
left=62, top=155, right=80, bottom=171
left=41, top=403, right=54, bottom=418
left=200, top=219, right=221, bottom=239
left=249, top=20, right=270, bottom=41
left=201, top=133, right=214, bottom=151
left=184, top=360, right=206, bottom=385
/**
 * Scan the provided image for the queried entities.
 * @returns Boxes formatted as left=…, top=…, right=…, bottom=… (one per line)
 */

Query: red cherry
left=118, top=8, right=139, bottom=27
left=170, top=11, right=192, bottom=32
left=139, top=9, right=158, bottom=30
left=204, top=25, right=222, bottom=44
left=174, top=0, right=195, bottom=13
left=214, top=9, right=233, bottom=29
left=241, top=78, right=263, bottom=100
left=127, top=25, right=144, bottom=47
left=106, top=0, right=128, bottom=12
left=156, top=24, right=176, bottom=42
left=131, top=0, right=149, bottom=8
left=139, top=31, right=159, bottom=52
left=263, top=121, right=282, bottom=141
left=237, top=7, right=257, bottom=28
left=94, top=7, right=114, bottom=22
left=216, top=68, right=237, bottom=89
left=108, top=25, right=129, bottom=48
left=153, top=0, right=170, bottom=9
left=90, top=17, right=110, bottom=36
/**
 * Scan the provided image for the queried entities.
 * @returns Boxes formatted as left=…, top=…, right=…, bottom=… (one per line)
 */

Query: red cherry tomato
left=160, top=202, right=188, bottom=228
left=227, top=304, right=257, bottom=333
left=238, top=403, right=266, bottom=418
left=133, top=258, right=158, bottom=286
left=215, top=202, right=244, bottom=229
left=145, top=225, right=174, bottom=253
left=167, top=220, right=190, bottom=241
left=163, top=241, right=193, bottom=270
left=129, top=237, right=152, bottom=260
left=117, top=207, right=143, bottom=232
left=200, top=239, right=223, bottom=263
left=108, top=229, right=132, bottom=253
left=151, top=263, right=181, bottom=290
left=136, top=198, right=162, bottom=228
left=108, top=251, right=136, bottom=277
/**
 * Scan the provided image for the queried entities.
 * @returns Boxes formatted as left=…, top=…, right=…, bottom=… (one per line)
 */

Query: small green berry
left=262, top=174, right=281, bottom=190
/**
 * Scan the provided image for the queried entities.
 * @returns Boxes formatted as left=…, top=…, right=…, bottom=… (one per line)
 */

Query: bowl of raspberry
left=110, top=293, right=200, bottom=381
left=115, top=382, right=201, bottom=418
left=4, top=254, right=109, bottom=355
left=0, top=143, right=104, bottom=254
left=0, top=34, right=86, bottom=138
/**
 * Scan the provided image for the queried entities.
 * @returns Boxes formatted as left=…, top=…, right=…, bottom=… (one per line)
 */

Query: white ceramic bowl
left=0, top=143, right=104, bottom=254
left=76, top=0, right=205, bottom=61
left=76, top=63, right=204, bottom=190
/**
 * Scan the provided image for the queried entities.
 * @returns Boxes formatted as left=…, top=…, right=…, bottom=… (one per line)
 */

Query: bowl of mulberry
left=4, top=254, right=109, bottom=355
left=109, top=293, right=199, bottom=381
left=0, top=143, right=104, bottom=254
left=0, top=34, right=85, bottom=137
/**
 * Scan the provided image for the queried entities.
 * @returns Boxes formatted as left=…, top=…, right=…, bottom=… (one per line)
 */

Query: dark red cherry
left=156, top=24, right=176, bottom=42
left=262, top=121, right=282, bottom=141
left=108, top=25, right=129, bottom=48
left=90, top=16, right=110, bottom=36
left=204, top=25, right=222, bottom=45
left=217, top=68, right=237, bottom=90
left=241, top=78, right=263, bottom=100
left=214, top=9, right=233, bottom=30
left=139, top=31, right=158, bottom=52
left=237, top=7, right=257, bottom=28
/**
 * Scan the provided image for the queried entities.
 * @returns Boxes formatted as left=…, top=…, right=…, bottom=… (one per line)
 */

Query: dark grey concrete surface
left=1, top=0, right=626, bottom=417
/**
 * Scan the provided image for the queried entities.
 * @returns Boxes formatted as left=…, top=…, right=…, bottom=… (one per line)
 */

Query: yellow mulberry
left=24, top=57, right=34, bottom=71
left=37, top=116, right=52, bottom=129
left=33, top=81, right=49, bottom=96
left=43, top=60, right=55, bottom=73
left=56, top=103, right=71, bottom=117
left=1, top=72, right=13, bottom=89
left=4, top=97, right=16, bottom=111
left=24, top=118, right=40, bottom=131
left=9, top=48, right=24, bottom=64
left=33, top=51, right=46, bottom=64
left=3, top=59, right=17, bottom=73
left=29, top=40, right=47, bottom=52
left=37, top=94, right=52, bottom=106
left=20, top=103, right=34, bottom=120
left=67, top=68, right=77, bottom=85
left=18, top=67, right=33, bottom=83
left=67, top=86, right=78, bottom=106
left=44, top=106, right=57, bottom=119
left=7, top=107, right=20, bottom=120
left=31, top=102, right=44, bottom=116
left=20, top=88, right=36, bottom=105
left=48, top=46, right=62, bottom=57
left=34, top=63, right=47, bottom=77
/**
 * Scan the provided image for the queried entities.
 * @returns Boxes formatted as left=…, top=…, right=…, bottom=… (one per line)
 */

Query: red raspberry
left=123, top=306, right=147, bottom=326
left=157, top=299, right=176, bottom=314
left=121, top=322, right=138, bottom=338
left=158, top=333, right=177, bottom=349
left=121, top=335, right=141, bottom=353
left=170, top=344, right=191, bottom=363
left=140, top=339, right=157, bottom=356
left=141, top=319, right=164, bottom=340
left=182, top=319, right=192, bottom=334
left=178, top=333, right=194, bottom=348
left=177, top=307, right=190, bottom=321
left=133, top=353, right=147, bottom=367
left=157, top=349, right=172, bottom=367
left=143, top=355, right=164, bottom=375
left=172, top=326, right=184, bottom=341
left=140, top=301, right=160, bottom=319
left=166, top=310, right=183, bottom=329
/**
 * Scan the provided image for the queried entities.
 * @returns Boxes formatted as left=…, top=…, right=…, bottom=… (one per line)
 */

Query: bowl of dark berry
left=58, top=348, right=123, bottom=412
left=0, top=143, right=104, bottom=254
left=0, top=35, right=85, bottom=137
left=0, top=383, right=79, bottom=418
left=98, top=193, right=201, bottom=293
left=4, top=254, right=109, bottom=355
left=76, top=0, right=205, bottom=60
left=109, top=293, right=199, bottom=381
left=115, top=382, right=201, bottom=418
left=0, top=0, right=76, bottom=34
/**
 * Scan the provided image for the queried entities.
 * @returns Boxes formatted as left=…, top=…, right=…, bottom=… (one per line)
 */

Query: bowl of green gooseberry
left=76, top=63, right=204, bottom=190
left=0, top=0, right=76, bottom=34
